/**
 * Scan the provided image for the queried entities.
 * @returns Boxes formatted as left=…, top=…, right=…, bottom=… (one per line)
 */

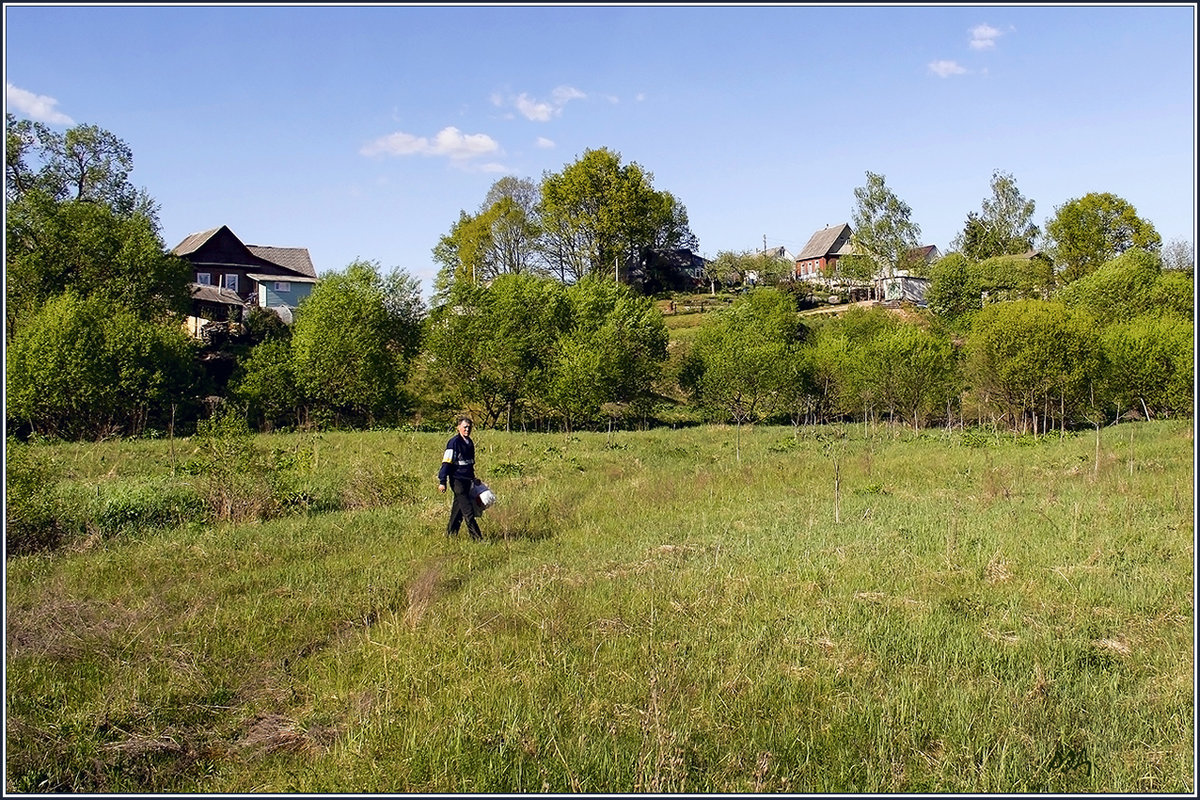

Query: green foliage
left=183, top=408, right=279, bottom=521
left=340, top=463, right=421, bottom=510
left=975, top=253, right=1055, bottom=300
left=1100, top=314, right=1194, bottom=418
left=425, top=273, right=571, bottom=428
left=95, top=478, right=207, bottom=537
left=432, top=178, right=545, bottom=302
left=1057, top=248, right=1189, bottom=324
left=850, top=171, right=922, bottom=275
left=6, top=113, right=139, bottom=211
left=231, top=338, right=304, bottom=432
left=6, top=193, right=193, bottom=333
left=1045, top=192, right=1162, bottom=282
left=547, top=277, right=670, bottom=428
left=861, top=323, right=960, bottom=428
left=951, top=170, right=1040, bottom=261
left=6, top=293, right=198, bottom=439
left=966, top=300, right=1103, bottom=432
left=291, top=259, right=425, bottom=428
left=537, top=147, right=697, bottom=283
left=686, top=289, right=806, bottom=441
left=4, top=438, right=69, bottom=554
left=926, top=252, right=982, bottom=320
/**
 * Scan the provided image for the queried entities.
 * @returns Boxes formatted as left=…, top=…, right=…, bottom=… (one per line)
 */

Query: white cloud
left=535, top=136, right=555, bottom=149
left=515, top=93, right=555, bottom=122
left=6, top=83, right=74, bottom=124
left=969, top=24, right=1004, bottom=50
left=551, top=85, right=586, bottom=105
left=359, top=126, right=501, bottom=168
left=635, top=93, right=646, bottom=102
left=510, top=85, right=587, bottom=121
left=928, top=60, right=968, bottom=78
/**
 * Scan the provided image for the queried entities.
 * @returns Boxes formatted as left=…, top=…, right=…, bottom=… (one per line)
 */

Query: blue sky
left=5, top=3, right=1196, bottom=299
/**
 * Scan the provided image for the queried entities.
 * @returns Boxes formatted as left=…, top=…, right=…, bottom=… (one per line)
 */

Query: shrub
left=94, top=478, right=208, bottom=537
left=5, top=439, right=67, bottom=555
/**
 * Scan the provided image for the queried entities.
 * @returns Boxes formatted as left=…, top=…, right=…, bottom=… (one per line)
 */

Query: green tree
left=1100, top=314, right=1193, bottom=419
left=431, top=177, right=546, bottom=300
left=424, top=273, right=570, bottom=428
left=849, top=171, right=923, bottom=280
left=290, top=260, right=425, bottom=427
left=230, top=338, right=304, bottom=432
left=537, top=148, right=697, bottom=283
left=974, top=253, right=1055, bottom=302
left=1056, top=248, right=1167, bottom=325
left=683, top=288, right=804, bottom=458
left=926, top=252, right=982, bottom=321
left=545, top=277, right=669, bottom=430
left=6, top=194, right=193, bottom=335
left=6, top=113, right=140, bottom=211
left=952, top=169, right=1040, bottom=260
left=966, top=300, right=1102, bottom=434
left=862, top=324, right=959, bottom=429
left=6, top=293, right=197, bottom=439
left=1044, top=192, right=1161, bottom=283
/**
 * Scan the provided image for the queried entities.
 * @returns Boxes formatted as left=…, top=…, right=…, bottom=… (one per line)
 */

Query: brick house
left=794, top=223, right=854, bottom=283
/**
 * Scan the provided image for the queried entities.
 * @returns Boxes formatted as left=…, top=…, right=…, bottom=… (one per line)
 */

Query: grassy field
left=5, top=420, right=1195, bottom=793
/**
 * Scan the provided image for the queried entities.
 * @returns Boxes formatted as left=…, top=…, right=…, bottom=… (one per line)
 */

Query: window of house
left=223, top=274, right=239, bottom=292
left=273, top=281, right=291, bottom=292
left=196, top=273, right=212, bottom=285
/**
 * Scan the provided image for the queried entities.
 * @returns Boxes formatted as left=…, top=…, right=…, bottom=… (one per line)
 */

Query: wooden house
left=172, top=225, right=318, bottom=333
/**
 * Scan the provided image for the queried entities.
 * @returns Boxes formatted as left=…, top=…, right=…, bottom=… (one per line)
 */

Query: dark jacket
left=438, top=433, right=476, bottom=487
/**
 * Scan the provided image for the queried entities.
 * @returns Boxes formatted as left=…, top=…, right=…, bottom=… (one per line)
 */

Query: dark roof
left=797, top=223, right=853, bottom=261
left=173, top=227, right=223, bottom=257
left=246, top=245, right=317, bottom=278
left=173, top=225, right=317, bottom=278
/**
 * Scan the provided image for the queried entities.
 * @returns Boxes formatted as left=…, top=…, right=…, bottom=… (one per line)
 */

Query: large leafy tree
left=6, top=194, right=193, bottom=335
left=1100, top=314, right=1193, bottom=420
left=5, top=115, right=188, bottom=336
left=431, top=177, right=545, bottom=301
left=1056, top=248, right=1173, bottom=325
left=545, top=277, right=669, bottom=430
left=424, top=273, right=570, bottom=428
left=952, top=169, right=1040, bottom=261
left=537, top=147, right=697, bottom=283
left=926, top=252, right=981, bottom=322
left=6, top=112, right=143, bottom=213
left=1044, top=192, right=1161, bottom=283
left=6, top=293, right=197, bottom=439
left=849, top=171, right=923, bottom=279
left=966, top=300, right=1102, bottom=434
left=682, top=288, right=805, bottom=458
left=290, top=260, right=425, bottom=427
left=861, top=324, right=959, bottom=429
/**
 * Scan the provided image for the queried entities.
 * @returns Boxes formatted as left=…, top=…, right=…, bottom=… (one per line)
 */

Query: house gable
left=795, top=223, right=854, bottom=279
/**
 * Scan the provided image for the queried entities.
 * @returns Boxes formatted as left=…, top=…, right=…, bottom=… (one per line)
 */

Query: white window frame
left=196, top=272, right=212, bottom=285
left=222, top=274, right=239, bottom=292
left=273, top=281, right=291, bottom=292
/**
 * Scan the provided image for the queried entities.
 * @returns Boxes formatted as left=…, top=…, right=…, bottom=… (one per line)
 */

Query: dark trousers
left=447, top=477, right=482, bottom=539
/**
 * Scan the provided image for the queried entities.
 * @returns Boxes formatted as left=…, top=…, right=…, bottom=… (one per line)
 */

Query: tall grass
left=5, top=421, right=1194, bottom=792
